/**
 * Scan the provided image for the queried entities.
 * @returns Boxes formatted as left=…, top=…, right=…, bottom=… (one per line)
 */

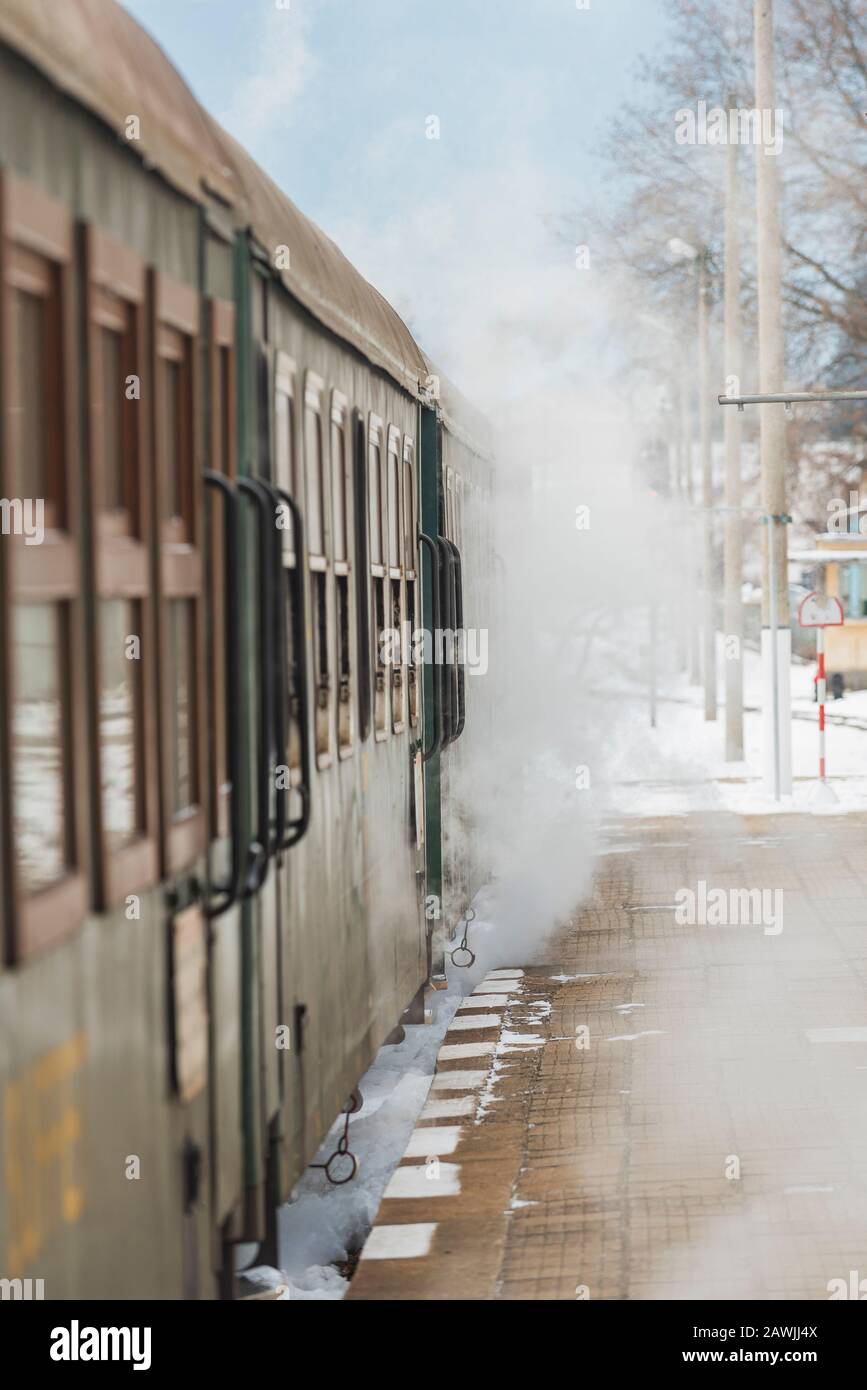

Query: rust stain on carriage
left=3, top=1030, right=86, bottom=1278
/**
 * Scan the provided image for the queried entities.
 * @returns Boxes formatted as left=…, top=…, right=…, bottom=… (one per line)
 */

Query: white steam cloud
left=331, top=154, right=675, bottom=978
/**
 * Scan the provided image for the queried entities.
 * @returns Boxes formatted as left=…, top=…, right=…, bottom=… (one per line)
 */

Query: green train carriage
left=0, top=0, right=494, bottom=1299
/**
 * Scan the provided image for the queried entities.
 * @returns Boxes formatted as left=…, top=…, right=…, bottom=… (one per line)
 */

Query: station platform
left=348, top=810, right=867, bottom=1300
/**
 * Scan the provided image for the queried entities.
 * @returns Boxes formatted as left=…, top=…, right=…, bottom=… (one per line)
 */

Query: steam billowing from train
left=331, top=156, right=680, bottom=974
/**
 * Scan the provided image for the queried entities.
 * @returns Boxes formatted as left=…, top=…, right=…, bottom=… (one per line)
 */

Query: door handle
left=419, top=533, right=442, bottom=762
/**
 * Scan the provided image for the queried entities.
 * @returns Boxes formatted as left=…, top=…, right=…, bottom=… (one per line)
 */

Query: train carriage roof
left=212, top=126, right=429, bottom=396
left=424, top=357, right=495, bottom=462
left=0, top=0, right=428, bottom=396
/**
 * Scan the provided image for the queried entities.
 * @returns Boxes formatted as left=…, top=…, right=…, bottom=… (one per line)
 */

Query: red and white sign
left=798, top=592, right=844, bottom=628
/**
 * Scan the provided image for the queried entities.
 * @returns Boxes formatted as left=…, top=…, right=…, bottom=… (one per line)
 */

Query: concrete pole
left=681, top=357, right=702, bottom=683
left=649, top=600, right=657, bottom=728
left=754, top=0, right=791, bottom=794
left=672, top=389, right=688, bottom=670
left=698, top=257, right=717, bottom=720
left=681, top=360, right=693, bottom=506
left=662, top=393, right=682, bottom=667
left=723, top=100, right=744, bottom=760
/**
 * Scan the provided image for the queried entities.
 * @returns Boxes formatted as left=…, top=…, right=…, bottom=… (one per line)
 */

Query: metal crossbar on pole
left=719, top=390, right=867, bottom=409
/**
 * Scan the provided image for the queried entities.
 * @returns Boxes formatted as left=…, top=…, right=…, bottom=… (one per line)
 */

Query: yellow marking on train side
left=3, top=1030, right=87, bottom=1277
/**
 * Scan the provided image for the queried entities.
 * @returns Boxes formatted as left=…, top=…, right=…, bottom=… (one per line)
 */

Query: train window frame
left=85, top=225, right=160, bottom=909
left=352, top=408, right=372, bottom=744
left=207, top=297, right=236, bottom=841
left=330, top=390, right=354, bottom=758
left=304, top=371, right=334, bottom=770
left=152, top=269, right=206, bottom=876
left=0, top=172, right=89, bottom=960
left=387, top=424, right=405, bottom=734
left=446, top=465, right=455, bottom=541
left=274, top=351, right=298, bottom=552
left=274, top=351, right=305, bottom=785
left=402, top=436, right=420, bottom=730
left=367, top=413, right=388, bottom=741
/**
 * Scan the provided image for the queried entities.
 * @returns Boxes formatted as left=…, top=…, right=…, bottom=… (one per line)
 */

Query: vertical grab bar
left=204, top=471, right=245, bottom=917
left=437, top=536, right=457, bottom=746
left=254, top=478, right=290, bottom=848
left=237, top=477, right=273, bottom=893
left=449, top=539, right=466, bottom=741
left=419, top=533, right=442, bottom=762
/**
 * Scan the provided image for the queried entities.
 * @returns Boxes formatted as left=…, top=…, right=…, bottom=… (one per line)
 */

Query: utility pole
left=754, top=0, right=791, bottom=794
left=668, top=386, right=688, bottom=670
left=680, top=352, right=701, bottom=683
left=680, top=355, right=693, bottom=506
left=698, top=255, right=717, bottom=720
left=723, top=95, right=744, bottom=760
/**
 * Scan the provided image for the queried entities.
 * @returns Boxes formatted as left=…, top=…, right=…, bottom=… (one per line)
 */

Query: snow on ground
left=243, top=989, right=460, bottom=1300
left=600, top=636, right=867, bottom=818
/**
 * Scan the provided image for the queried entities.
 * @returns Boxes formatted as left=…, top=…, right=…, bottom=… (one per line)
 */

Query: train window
left=305, top=396, right=325, bottom=556
left=98, top=599, right=142, bottom=847
left=352, top=409, right=372, bottom=744
left=331, top=392, right=353, bottom=756
left=207, top=298, right=236, bottom=840
left=98, top=324, right=125, bottom=513
left=10, top=602, right=70, bottom=893
left=305, top=373, right=332, bottom=767
left=387, top=434, right=401, bottom=569
left=387, top=426, right=405, bottom=733
left=0, top=173, right=88, bottom=959
left=403, top=438, right=419, bottom=729
left=8, top=277, right=63, bottom=525
left=160, top=352, right=191, bottom=535
left=85, top=227, right=158, bottom=907
left=332, top=414, right=348, bottom=564
left=274, top=353, right=303, bottom=780
left=368, top=427, right=383, bottom=568
left=154, top=271, right=205, bottom=875
left=168, top=598, right=198, bottom=814
left=368, top=415, right=387, bottom=739
left=446, top=465, right=455, bottom=541
left=275, top=353, right=297, bottom=547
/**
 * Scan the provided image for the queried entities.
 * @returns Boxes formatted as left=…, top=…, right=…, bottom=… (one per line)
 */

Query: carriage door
left=418, top=404, right=447, bottom=985
left=202, top=293, right=245, bottom=1284
left=152, top=269, right=210, bottom=1295
left=403, top=435, right=427, bottom=934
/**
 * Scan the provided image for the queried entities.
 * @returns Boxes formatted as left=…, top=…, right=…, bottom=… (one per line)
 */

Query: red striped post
left=798, top=593, right=843, bottom=801
left=817, top=626, right=826, bottom=781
